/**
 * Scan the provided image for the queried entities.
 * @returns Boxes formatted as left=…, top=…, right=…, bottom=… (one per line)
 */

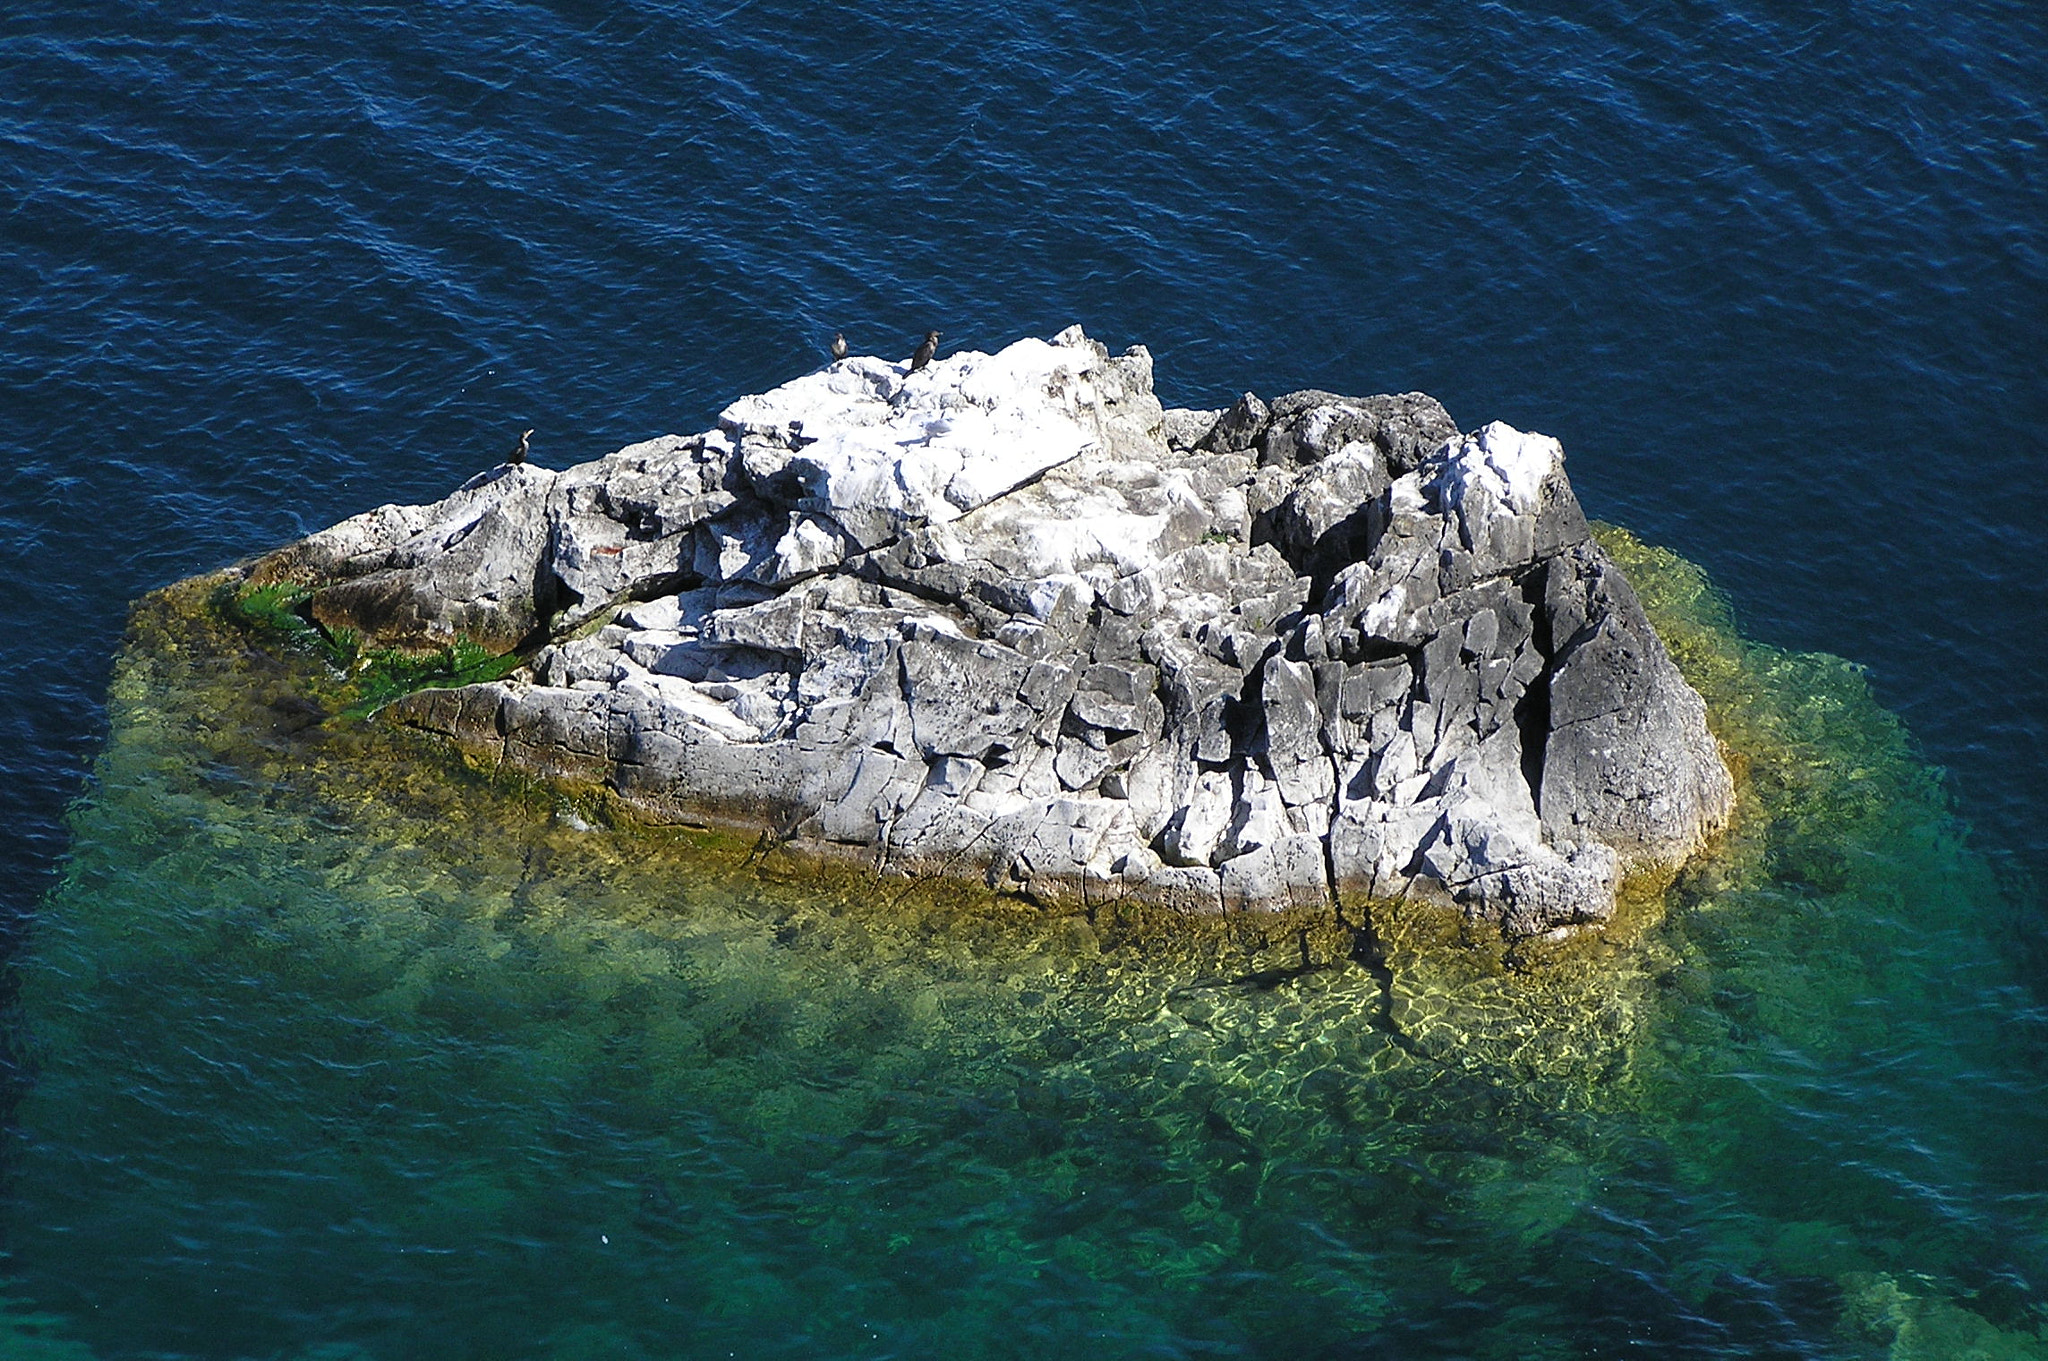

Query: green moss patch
left=219, top=577, right=521, bottom=721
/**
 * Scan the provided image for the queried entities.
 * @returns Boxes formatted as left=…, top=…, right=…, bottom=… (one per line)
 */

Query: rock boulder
left=249, top=325, right=1734, bottom=936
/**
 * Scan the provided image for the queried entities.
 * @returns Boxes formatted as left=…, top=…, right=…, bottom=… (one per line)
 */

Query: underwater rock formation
left=248, top=326, right=1732, bottom=935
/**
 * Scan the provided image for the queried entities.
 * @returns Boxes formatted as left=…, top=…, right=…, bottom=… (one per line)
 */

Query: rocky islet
left=246, top=326, right=1734, bottom=937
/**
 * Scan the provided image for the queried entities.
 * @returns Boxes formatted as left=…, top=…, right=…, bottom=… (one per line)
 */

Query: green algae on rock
left=223, top=577, right=522, bottom=719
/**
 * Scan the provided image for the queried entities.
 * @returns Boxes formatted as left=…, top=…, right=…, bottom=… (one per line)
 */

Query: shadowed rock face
left=250, top=325, right=1733, bottom=936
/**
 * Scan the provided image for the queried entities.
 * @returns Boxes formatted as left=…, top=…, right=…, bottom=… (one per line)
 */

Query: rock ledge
left=252, top=326, right=1733, bottom=936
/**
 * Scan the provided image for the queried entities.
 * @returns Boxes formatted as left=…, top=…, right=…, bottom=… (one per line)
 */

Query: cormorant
left=830, top=332, right=849, bottom=361
left=508, top=428, right=533, bottom=466
left=910, top=329, right=940, bottom=372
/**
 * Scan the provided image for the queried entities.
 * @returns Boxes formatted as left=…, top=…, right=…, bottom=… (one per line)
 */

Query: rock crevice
left=253, top=325, right=1733, bottom=936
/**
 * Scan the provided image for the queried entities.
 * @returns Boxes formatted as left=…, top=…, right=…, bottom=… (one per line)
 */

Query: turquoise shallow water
left=3, top=1, right=2045, bottom=1355
left=6, top=541, right=2045, bottom=1358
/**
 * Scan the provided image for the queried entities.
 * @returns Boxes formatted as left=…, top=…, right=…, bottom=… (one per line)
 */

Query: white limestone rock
left=251, top=325, right=1733, bottom=937
left=717, top=332, right=1147, bottom=551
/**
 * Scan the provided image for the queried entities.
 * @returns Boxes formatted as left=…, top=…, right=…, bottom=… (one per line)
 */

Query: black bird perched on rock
left=830, top=332, right=849, bottom=361
left=910, top=329, right=940, bottom=372
left=508, top=428, right=533, bottom=466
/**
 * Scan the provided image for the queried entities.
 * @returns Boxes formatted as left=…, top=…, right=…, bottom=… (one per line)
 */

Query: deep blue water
left=3, top=3, right=2046, bottom=1357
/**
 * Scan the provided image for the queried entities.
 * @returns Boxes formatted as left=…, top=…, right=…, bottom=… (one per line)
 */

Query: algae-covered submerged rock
left=238, top=325, right=1732, bottom=936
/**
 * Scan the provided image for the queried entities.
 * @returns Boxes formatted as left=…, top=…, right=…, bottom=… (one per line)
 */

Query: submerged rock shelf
left=29, top=461, right=2041, bottom=1360
left=239, top=327, right=1731, bottom=938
